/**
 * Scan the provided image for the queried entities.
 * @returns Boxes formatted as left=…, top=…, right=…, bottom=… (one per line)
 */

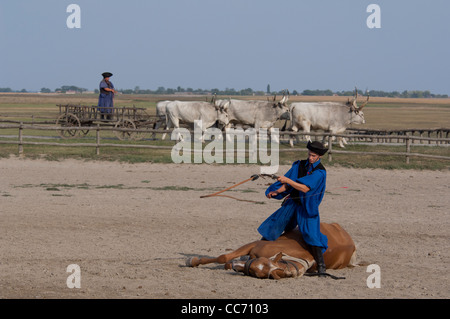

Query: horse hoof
left=186, top=257, right=198, bottom=267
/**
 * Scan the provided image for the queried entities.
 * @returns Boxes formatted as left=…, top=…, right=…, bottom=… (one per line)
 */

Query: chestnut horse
left=186, top=222, right=356, bottom=279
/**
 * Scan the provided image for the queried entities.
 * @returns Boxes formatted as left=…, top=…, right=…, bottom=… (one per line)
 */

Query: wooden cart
left=56, top=104, right=159, bottom=140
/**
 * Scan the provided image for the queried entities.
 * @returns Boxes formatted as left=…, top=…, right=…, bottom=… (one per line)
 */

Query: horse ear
left=273, top=252, right=283, bottom=263
left=271, top=271, right=281, bottom=280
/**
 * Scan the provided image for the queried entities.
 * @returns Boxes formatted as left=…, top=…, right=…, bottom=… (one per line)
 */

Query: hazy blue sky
left=1, top=0, right=449, bottom=94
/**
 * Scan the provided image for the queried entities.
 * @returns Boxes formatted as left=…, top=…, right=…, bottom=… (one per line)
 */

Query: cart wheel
left=56, top=113, right=81, bottom=138
left=114, top=119, right=137, bottom=140
left=80, top=122, right=92, bottom=137
left=133, top=124, right=147, bottom=141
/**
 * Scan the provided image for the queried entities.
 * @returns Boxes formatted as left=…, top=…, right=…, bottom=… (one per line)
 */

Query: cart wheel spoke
left=114, top=119, right=137, bottom=140
left=56, top=113, right=81, bottom=138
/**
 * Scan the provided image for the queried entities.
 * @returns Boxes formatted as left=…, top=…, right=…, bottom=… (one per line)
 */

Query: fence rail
left=1, top=123, right=449, bottom=163
left=346, top=127, right=450, bottom=144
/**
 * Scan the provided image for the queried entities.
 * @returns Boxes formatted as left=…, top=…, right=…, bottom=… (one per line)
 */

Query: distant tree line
left=54, top=85, right=88, bottom=93
left=117, top=87, right=449, bottom=98
left=366, top=89, right=448, bottom=99
left=120, top=86, right=270, bottom=96
left=302, top=89, right=448, bottom=98
left=0, top=86, right=88, bottom=93
left=0, top=86, right=448, bottom=98
left=0, top=88, right=28, bottom=93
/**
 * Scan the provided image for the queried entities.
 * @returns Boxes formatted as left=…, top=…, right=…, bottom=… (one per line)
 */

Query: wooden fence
left=278, top=131, right=450, bottom=164
left=1, top=123, right=449, bottom=164
left=346, top=128, right=450, bottom=144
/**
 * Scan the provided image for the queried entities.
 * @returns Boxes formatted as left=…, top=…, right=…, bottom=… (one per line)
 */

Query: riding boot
left=310, top=246, right=326, bottom=277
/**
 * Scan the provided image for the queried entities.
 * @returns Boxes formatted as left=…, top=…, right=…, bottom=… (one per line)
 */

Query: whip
left=200, top=174, right=278, bottom=203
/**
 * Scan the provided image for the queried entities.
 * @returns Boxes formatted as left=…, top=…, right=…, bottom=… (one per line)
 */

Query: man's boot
left=310, top=246, right=326, bottom=277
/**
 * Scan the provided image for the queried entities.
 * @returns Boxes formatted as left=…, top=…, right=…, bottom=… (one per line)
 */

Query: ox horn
left=358, top=93, right=370, bottom=110
left=280, top=90, right=286, bottom=104
left=223, top=97, right=231, bottom=110
left=352, top=87, right=358, bottom=103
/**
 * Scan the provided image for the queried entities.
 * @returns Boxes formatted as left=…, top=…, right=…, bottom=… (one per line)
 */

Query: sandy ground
left=0, top=157, right=448, bottom=299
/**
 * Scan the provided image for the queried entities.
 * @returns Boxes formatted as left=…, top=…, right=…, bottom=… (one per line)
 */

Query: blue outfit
left=257, top=160, right=328, bottom=253
left=97, top=79, right=114, bottom=115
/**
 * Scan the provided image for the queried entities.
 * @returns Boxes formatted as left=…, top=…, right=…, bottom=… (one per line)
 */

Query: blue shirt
left=99, top=79, right=114, bottom=93
left=98, top=80, right=115, bottom=110
left=265, top=160, right=326, bottom=217
left=258, top=160, right=328, bottom=251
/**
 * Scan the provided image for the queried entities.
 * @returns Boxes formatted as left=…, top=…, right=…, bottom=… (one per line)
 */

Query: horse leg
left=186, top=241, right=258, bottom=267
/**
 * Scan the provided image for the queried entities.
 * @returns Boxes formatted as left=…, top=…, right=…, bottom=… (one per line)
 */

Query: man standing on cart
left=98, top=72, right=117, bottom=120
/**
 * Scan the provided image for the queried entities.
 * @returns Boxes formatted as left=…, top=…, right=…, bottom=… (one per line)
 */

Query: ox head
left=212, top=99, right=230, bottom=127
left=214, top=98, right=231, bottom=112
left=272, top=90, right=290, bottom=119
left=230, top=253, right=301, bottom=280
left=346, top=88, right=369, bottom=125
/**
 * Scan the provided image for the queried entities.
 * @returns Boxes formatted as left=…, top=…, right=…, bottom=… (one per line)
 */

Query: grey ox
left=289, top=90, right=369, bottom=148
left=153, top=100, right=171, bottom=140
left=214, top=91, right=290, bottom=131
left=165, top=100, right=229, bottom=142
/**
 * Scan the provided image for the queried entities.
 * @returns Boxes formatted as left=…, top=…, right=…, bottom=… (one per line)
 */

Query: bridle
left=244, top=258, right=256, bottom=277
left=243, top=256, right=303, bottom=279
left=244, top=256, right=345, bottom=280
left=278, top=259, right=301, bottom=277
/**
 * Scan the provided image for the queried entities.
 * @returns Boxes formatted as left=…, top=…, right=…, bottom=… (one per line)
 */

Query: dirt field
left=0, top=157, right=448, bottom=299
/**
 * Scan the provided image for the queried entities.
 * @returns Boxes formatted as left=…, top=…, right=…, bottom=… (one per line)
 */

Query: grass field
left=1, top=93, right=450, bottom=128
left=0, top=93, right=449, bottom=170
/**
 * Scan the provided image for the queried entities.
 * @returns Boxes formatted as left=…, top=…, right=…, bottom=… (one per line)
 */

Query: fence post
left=18, top=122, right=24, bottom=156
left=96, top=124, right=100, bottom=155
left=328, top=135, right=333, bottom=162
left=405, top=133, right=411, bottom=164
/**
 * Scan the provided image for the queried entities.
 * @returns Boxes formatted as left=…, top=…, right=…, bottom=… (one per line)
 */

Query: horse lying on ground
left=186, top=222, right=356, bottom=279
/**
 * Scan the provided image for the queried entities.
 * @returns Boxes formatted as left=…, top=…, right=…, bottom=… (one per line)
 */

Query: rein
left=304, top=272, right=346, bottom=280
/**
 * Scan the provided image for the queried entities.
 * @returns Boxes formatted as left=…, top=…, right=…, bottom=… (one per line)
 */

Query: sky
left=1, top=0, right=449, bottom=94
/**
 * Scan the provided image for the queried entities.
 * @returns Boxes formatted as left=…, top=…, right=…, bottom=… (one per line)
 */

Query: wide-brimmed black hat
left=102, top=72, right=113, bottom=78
left=307, top=141, right=328, bottom=156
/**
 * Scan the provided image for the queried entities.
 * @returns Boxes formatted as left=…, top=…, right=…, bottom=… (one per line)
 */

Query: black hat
left=307, top=141, right=328, bottom=156
left=102, top=72, right=113, bottom=78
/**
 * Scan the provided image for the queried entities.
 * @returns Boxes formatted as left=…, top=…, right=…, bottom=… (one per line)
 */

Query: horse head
left=230, top=253, right=301, bottom=280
